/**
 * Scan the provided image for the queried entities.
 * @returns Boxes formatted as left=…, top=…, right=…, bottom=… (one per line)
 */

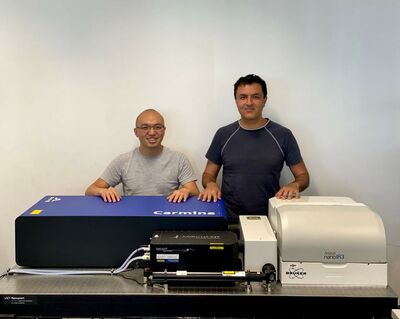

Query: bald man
left=85, top=109, right=199, bottom=203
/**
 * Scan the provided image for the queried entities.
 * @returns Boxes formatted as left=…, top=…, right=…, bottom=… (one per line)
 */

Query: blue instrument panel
left=20, top=195, right=227, bottom=218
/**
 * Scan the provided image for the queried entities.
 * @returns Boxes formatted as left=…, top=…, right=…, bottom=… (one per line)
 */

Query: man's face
left=235, top=83, right=267, bottom=121
left=134, top=111, right=165, bottom=149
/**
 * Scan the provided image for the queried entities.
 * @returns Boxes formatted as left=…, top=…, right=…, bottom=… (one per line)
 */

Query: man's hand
left=275, top=182, right=300, bottom=200
left=167, top=188, right=190, bottom=203
left=198, top=182, right=221, bottom=202
left=276, top=161, right=310, bottom=200
left=86, top=178, right=121, bottom=203
left=99, top=187, right=122, bottom=203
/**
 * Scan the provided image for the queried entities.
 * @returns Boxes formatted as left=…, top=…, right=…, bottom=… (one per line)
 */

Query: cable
left=114, top=255, right=149, bottom=274
left=114, top=246, right=150, bottom=274
left=7, top=268, right=112, bottom=276
left=0, top=270, right=9, bottom=279
left=6, top=246, right=150, bottom=277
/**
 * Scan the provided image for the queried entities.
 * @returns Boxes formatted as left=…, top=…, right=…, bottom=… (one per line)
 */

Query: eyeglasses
left=136, top=124, right=165, bottom=132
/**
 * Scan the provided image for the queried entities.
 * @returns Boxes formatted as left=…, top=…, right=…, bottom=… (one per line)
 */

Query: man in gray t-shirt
left=85, top=109, right=199, bottom=203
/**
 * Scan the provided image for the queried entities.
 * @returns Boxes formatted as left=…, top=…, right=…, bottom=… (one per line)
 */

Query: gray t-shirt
left=101, top=147, right=196, bottom=196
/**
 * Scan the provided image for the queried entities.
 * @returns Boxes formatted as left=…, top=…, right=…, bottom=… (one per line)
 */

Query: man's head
left=234, top=74, right=268, bottom=123
left=234, top=74, right=267, bottom=99
left=134, top=109, right=166, bottom=153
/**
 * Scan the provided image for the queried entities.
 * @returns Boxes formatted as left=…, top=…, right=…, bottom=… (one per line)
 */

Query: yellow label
left=210, top=242, right=223, bottom=245
left=210, top=246, right=224, bottom=250
left=30, top=210, right=42, bottom=215
left=223, top=271, right=246, bottom=277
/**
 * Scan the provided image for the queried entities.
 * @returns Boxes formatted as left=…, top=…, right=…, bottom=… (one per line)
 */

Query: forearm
left=85, top=178, right=112, bottom=196
left=202, top=172, right=217, bottom=188
left=85, top=184, right=105, bottom=196
left=181, top=181, right=200, bottom=196
left=288, top=173, right=309, bottom=192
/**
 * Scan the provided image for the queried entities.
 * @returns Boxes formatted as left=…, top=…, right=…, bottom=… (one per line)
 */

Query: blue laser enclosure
left=15, top=196, right=228, bottom=267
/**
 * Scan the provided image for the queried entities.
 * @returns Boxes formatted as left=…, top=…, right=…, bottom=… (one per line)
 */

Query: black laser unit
left=149, top=230, right=240, bottom=272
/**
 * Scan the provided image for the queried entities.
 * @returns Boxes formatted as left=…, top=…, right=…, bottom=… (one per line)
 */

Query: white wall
left=1, top=0, right=399, bottom=295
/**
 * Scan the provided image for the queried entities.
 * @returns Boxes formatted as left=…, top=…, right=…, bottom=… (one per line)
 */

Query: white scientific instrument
left=268, top=196, right=387, bottom=286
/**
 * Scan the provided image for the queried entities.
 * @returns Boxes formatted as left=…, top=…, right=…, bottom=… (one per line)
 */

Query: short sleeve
left=178, top=153, right=197, bottom=186
left=283, top=130, right=303, bottom=166
left=205, top=130, right=224, bottom=165
left=100, top=155, right=124, bottom=187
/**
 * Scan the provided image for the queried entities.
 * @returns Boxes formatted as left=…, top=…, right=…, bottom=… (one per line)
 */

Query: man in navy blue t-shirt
left=198, top=74, right=309, bottom=220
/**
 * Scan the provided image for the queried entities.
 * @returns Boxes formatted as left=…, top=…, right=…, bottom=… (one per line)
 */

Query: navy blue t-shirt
left=206, top=120, right=302, bottom=218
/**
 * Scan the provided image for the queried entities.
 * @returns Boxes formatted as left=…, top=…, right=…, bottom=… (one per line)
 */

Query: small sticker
left=156, top=254, right=179, bottom=260
left=30, top=210, right=42, bottom=215
left=157, top=259, right=179, bottom=263
left=222, top=271, right=245, bottom=277
left=3, top=296, right=37, bottom=305
left=210, top=246, right=224, bottom=250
